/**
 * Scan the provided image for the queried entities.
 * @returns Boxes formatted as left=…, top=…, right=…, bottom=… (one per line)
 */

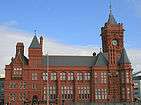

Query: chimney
left=16, top=42, right=24, bottom=56
left=40, top=36, right=43, bottom=50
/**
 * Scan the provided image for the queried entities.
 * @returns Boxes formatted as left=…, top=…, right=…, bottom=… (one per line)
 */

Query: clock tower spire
left=101, top=3, right=124, bottom=55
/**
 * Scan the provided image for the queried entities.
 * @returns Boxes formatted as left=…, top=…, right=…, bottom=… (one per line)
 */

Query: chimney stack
left=16, top=42, right=24, bottom=56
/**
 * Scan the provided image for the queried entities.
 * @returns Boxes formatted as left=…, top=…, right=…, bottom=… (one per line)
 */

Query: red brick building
left=4, top=8, right=134, bottom=105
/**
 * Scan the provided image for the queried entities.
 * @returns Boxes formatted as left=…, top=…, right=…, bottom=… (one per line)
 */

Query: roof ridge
left=43, top=55, right=95, bottom=57
left=107, top=2, right=117, bottom=24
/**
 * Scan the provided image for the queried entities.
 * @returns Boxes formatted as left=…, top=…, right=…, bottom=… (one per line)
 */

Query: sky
left=0, top=0, right=141, bottom=77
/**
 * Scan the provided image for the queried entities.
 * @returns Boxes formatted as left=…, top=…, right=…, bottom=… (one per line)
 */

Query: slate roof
left=29, top=36, right=41, bottom=48
left=95, top=52, right=108, bottom=66
left=14, top=53, right=29, bottom=65
left=43, top=55, right=97, bottom=66
left=0, top=78, right=5, bottom=80
left=118, top=48, right=131, bottom=64
left=133, top=76, right=141, bottom=80
left=42, top=52, right=109, bottom=67
left=21, top=55, right=28, bottom=65
left=107, top=9, right=117, bottom=24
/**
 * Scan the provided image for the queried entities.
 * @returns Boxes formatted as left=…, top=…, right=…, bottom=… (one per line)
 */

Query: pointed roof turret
left=107, top=2, right=117, bottom=24
left=118, top=48, right=131, bottom=64
left=29, top=35, right=41, bottom=48
left=95, top=52, right=108, bottom=66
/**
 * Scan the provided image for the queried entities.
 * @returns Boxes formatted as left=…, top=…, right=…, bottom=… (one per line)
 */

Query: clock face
left=112, top=40, right=118, bottom=46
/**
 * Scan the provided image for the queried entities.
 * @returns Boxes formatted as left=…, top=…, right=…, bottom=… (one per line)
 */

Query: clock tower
left=101, top=4, right=124, bottom=55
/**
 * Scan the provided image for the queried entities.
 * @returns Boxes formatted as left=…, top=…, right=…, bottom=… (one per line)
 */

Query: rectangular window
left=48, top=86, right=56, bottom=100
left=78, top=86, right=90, bottom=100
left=101, top=72, right=107, bottom=83
left=32, top=83, right=37, bottom=89
left=32, top=73, right=37, bottom=80
left=61, top=86, right=73, bottom=100
left=50, top=73, right=57, bottom=80
left=95, top=88, right=107, bottom=100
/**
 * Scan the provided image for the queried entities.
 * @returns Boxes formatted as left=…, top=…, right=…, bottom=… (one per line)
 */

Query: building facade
left=4, top=8, right=134, bottom=105
left=0, top=78, right=4, bottom=105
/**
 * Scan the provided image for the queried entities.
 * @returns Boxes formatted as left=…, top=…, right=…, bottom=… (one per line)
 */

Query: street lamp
left=46, top=52, right=49, bottom=105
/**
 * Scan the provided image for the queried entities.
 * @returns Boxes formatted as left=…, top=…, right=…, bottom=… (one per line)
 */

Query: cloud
left=0, top=20, right=19, bottom=27
left=44, top=38, right=99, bottom=55
left=128, top=49, right=141, bottom=73
left=0, top=24, right=141, bottom=77
left=0, top=24, right=99, bottom=77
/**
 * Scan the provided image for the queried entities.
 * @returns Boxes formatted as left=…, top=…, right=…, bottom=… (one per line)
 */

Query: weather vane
left=109, top=0, right=112, bottom=14
left=34, top=29, right=37, bottom=36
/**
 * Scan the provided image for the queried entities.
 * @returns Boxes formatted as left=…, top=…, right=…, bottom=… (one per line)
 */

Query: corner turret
left=28, top=35, right=43, bottom=67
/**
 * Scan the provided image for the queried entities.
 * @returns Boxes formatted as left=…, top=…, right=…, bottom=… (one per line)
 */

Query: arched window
left=60, top=72, right=66, bottom=80
left=77, top=72, right=83, bottom=80
left=84, top=72, right=90, bottom=80
left=68, top=72, right=74, bottom=80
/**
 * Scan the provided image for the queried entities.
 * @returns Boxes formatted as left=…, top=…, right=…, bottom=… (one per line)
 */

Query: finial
left=109, top=0, right=112, bottom=14
left=34, top=29, right=37, bottom=36
left=107, top=0, right=117, bottom=24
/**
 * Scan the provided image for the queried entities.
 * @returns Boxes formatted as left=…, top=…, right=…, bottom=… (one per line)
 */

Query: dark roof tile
left=107, top=8, right=117, bottom=24
left=43, top=55, right=97, bottom=67
left=95, top=52, right=108, bottom=66
left=29, top=36, right=41, bottom=48
left=118, top=48, right=131, bottom=64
